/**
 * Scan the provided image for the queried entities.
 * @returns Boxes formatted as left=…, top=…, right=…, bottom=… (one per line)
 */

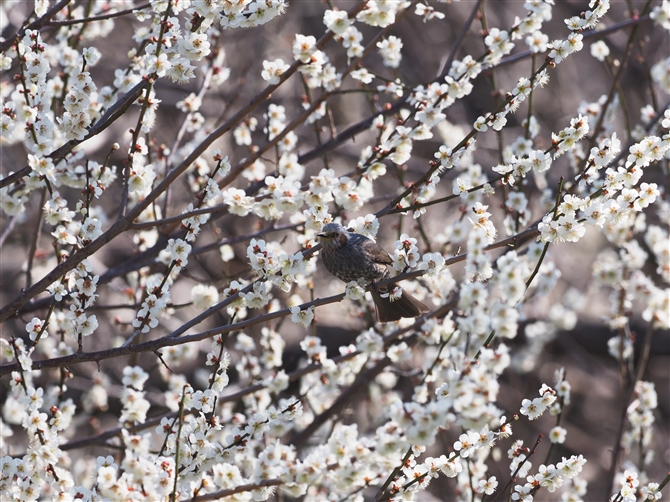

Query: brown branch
left=190, top=479, right=282, bottom=502
left=47, top=2, right=152, bottom=26
left=130, top=204, right=230, bottom=229
left=0, top=292, right=341, bottom=375
left=25, top=252, right=429, bottom=377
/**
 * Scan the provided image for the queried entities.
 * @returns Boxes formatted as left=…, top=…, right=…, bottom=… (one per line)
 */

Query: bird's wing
left=351, top=234, right=393, bottom=265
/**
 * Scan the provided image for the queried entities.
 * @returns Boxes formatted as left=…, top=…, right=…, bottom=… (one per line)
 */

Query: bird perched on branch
left=317, top=222, right=429, bottom=323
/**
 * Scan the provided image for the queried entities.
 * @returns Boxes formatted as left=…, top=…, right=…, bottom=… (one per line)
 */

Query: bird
left=317, top=222, right=430, bottom=323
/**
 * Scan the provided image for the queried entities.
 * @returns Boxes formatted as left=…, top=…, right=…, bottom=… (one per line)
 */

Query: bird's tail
left=370, top=288, right=430, bottom=323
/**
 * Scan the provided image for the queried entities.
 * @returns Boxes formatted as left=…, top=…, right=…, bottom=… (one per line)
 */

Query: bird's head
left=317, top=222, right=349, bottom=248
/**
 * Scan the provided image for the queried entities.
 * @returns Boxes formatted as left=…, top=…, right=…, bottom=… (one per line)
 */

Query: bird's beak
left=317, top=232, right=327, bottom=238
